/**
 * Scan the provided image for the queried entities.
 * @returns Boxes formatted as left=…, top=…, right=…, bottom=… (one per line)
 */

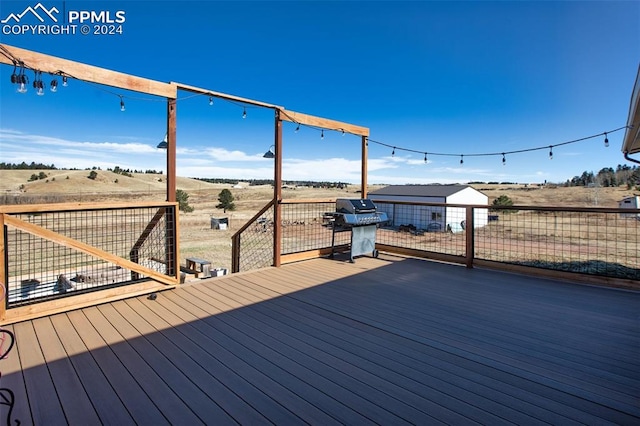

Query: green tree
left=491, top=195, right=516, bottom=213
left=216, top=189, right=236, bottom=213
left=176, top=189, right=194, bottom=213
left=88, top=170, right=98, bottom=180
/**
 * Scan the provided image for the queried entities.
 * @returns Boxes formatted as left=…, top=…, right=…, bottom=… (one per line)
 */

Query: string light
left=1, top=45, right=629, bottom=166
left=17, top=64, right=28, bottom=93
left=9, top=61, right=18, bottom=84
left=366, top=125, right=628, bottom=166
left=424, top=152, right=428, bottom=163
left=502, top=153, right=506, bottom=166
left=391, top=147, right=395, bottom=157
left=32, top=70, right=45, bottom=96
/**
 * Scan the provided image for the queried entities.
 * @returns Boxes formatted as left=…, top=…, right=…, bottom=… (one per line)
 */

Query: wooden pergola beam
left=0, top=43, right=176, bottom=98
left=279, top=109, right=369, bottom=137
left=172, top=82, right=281, bottom=109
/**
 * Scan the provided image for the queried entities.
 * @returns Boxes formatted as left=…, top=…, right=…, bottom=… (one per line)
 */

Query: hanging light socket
left=321, top=130, right=324, bottom=140
left=62, top=76, right=68, bottom=87
left=549, top=146, right=553, bottom=160
left=209, top=96, right=213, bottom=106
left=120, top=96, right=125, bottom=112
left=242, top=107, right=247, bottom=119
left=502, top=153, right=506, bottom=165
left=604, top=132, right=609, bottom=147
left=460, top=155, right=464, bottom=165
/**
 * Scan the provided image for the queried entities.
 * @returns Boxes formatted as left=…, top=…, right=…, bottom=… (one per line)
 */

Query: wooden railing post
left=0, top=213, right=6, bottom=321
left=273, top=110, right=283, bottom=267
left=465, top=206, right=475, bottom=268
left=361, top=136, right=368, bottom=198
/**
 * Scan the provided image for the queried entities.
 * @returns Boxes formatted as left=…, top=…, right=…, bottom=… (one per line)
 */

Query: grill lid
left=336, top=198, right=377, bottom=214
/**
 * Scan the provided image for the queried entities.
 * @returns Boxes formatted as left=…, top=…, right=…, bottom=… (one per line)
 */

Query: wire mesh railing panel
left=373, top=201, right=467, bottom=257
left=4, top=205, right=176, bottom=307
left=281, top=202, right=345, bottom=254
left=474, top=207, right=640, bottom=280
left=238, top=204, right=275, bottom=272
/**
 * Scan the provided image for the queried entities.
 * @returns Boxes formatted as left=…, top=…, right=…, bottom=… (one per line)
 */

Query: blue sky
left=0, top=0, right=638, bottom=184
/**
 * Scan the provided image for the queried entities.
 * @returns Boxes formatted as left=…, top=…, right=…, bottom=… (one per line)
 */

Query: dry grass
left=2, top=170, right=637, bottom=273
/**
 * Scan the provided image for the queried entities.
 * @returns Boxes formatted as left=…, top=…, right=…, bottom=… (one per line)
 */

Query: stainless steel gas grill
left=330, top=198, right=388, bottom=262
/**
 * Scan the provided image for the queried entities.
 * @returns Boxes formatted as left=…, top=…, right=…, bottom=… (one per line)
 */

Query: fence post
left=0, top=213, right=5, bottom=321
left=231, top=234, right=240, bottom=273
left=465, top=206, right=475, bottom=268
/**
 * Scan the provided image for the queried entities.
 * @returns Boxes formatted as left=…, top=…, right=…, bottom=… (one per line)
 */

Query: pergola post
left=166, top=98, right=177, bottom=202
left=361, top=136, right=368, bottom=198
left=273, top=110, right=283, bottom=267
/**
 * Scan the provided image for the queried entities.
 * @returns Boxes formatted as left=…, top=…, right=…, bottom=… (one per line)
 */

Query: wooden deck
left=1, top=254, right=638, bottom=425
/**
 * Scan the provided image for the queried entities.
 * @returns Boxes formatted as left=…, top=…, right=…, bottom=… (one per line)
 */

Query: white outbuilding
left=369, top=184, right=489, bottom=232
left=619, top=196, right=640, bottom=218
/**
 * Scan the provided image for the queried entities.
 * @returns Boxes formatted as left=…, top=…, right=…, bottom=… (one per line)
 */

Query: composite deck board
left=206, top=277, right=589, bottom=424
left=180, top=282, right=438, bottom=425
left=146, top=292, right=308, bottom=424
left=31, top=317, right=101, bottom=425
left=12, top=320, right=67, bottom=425
left=65, top=309, right=170, bottom=425
left=49, top=313, right=136, bottom=425
left=175, top=286, right=407, bottom=425
left=278, top=263, right=639, bottom=394
left=273, top=259, right=640, bottom=422
left=273, top=265, right=638, bottom=420
left=2, top=255, right=639, bottom=425
left=0, top=324, right=32, bottom=425
left=187, top=282, right=521, bottom=425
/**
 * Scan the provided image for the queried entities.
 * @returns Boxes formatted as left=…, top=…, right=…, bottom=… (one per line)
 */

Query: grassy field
left=1, top=169, right=638, bottom=273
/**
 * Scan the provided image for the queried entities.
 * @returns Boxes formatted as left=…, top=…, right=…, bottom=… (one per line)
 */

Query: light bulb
left=295, top=124, right=300, bottom=133
left=391, top=147, right=395, bottom=157
left=62, top=76, right=68, bottom=87
left=120, top=98, right=125, bottom=112
left=549, top=146, right=553, bottom=160
left=37, top=86, right=44, bottom=96
left=604, top=133, right=609, bottom=147
left=321, top=130, right=324, bottom=140
left=209, top=96, right=213, bottom=106
left=502, top=153, right=506, bottom=166
left=242, top=108, right=247, bottom=119
left=17, top=82, right=27, bottom=93
left=424, top=153, right=427, bottom=163
left=460, top=155, right=464, bottom=165
left=50, top=79, right=58, bottom=92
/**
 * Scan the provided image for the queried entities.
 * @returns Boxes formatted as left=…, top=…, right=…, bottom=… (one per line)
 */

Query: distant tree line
left=194, top=178, right=349, bottom=189
left=564, top=165, right=640, bottom=189
left=0, top=161, right=56, bottom=170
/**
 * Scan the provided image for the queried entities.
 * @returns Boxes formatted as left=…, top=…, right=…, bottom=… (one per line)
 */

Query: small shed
left=619, top=196, right=640, bottom=218
left=369, top=184, right=488, bottom=231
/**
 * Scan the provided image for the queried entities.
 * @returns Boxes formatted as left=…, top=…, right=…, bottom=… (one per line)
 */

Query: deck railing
left=0, top=202, right=179, bottom=323
left=232, top=198, right=640, bottom=289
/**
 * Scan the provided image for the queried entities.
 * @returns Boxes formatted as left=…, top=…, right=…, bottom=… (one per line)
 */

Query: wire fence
left=229, top=198, right=640, bottom=283
left=475, top=206, right=640, bottom=280
left=234, top=202, right=275, bottom=272
left=2, top=203, right=177, bottom=307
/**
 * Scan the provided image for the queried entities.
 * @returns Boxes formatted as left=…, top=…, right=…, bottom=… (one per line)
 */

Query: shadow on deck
left=1, top=254, right=638, bottom=425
